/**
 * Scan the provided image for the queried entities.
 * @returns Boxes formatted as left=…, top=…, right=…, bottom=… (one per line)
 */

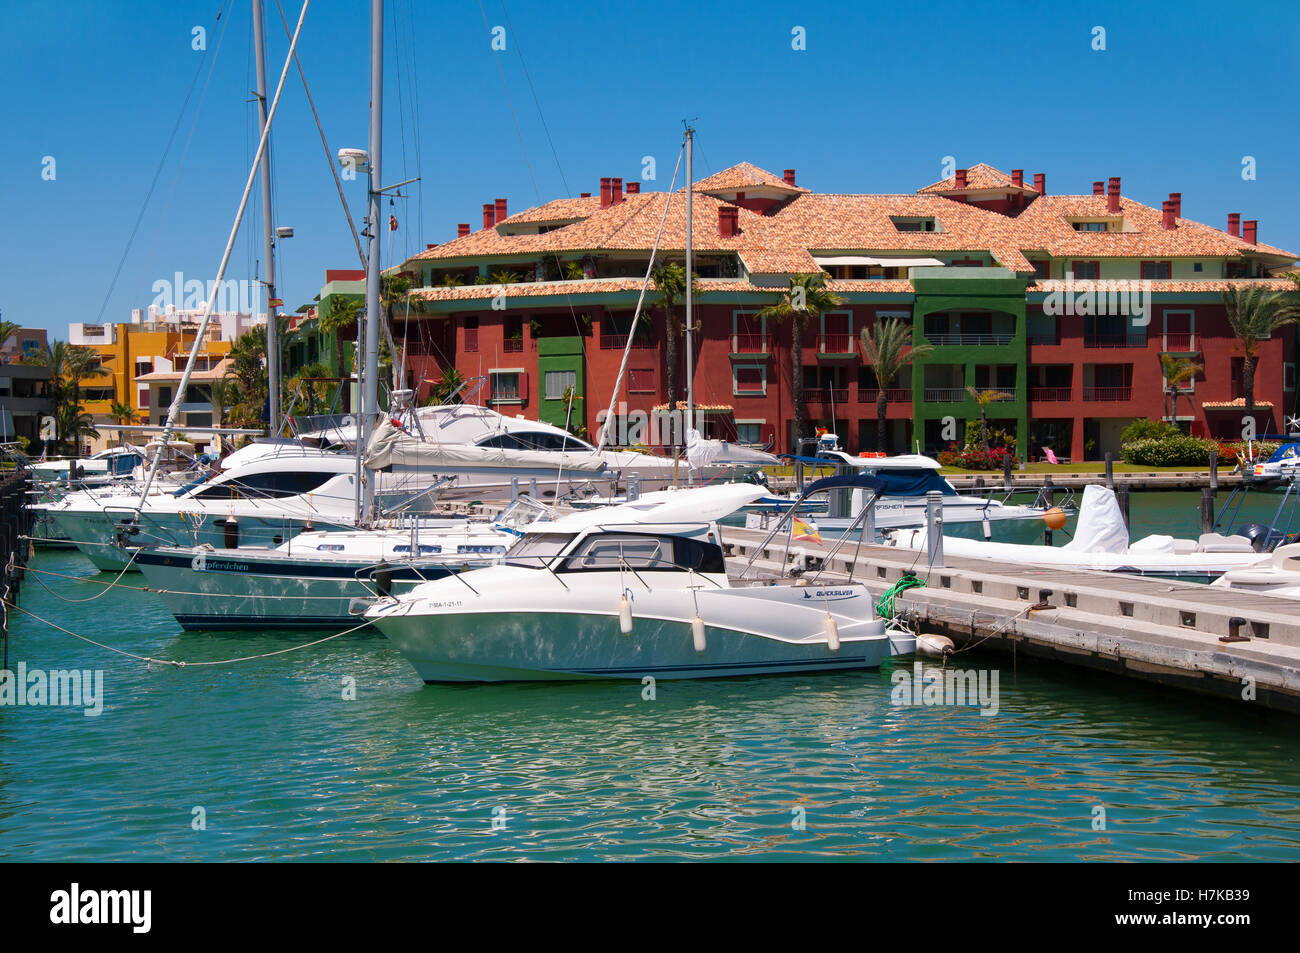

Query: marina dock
left=725, top=524, right=1300, bottom=715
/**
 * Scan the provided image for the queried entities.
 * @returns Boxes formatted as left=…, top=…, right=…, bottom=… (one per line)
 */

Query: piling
left=1104, top=452, right=1114, bottom=489
left=925, top=490, right=944, bottom=568
left=1043, top=477, right=1055, bottom=546
left=0, top=470, right=35, bottom=667
left=1200, top=486, right=1216, bottom=535
left=1209, top=452, right=1219, bottom=491
left=1002, top=453, right=1013, bottom=490
left=1116, top=485, right=1131, bottom=532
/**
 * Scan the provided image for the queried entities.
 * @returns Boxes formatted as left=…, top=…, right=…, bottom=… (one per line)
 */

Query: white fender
left=824, top=613, right=840, bottom=652
left=692, top=615, right=707, bottom=653
left=618, top=596, right=633, bottom=635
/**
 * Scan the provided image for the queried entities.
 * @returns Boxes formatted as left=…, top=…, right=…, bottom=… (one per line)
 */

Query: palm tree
left=287, top=362, right=336, bottom=417
left=319, top=295, right=362, bottom=379
left=965, top=386, right=1014, bottom=452
left=426, top=366, right=465, bottom=405
left=756, top=273, right=844, bottom=450
left=860, top=317, right=933, bottom=453
left=222, top=326, right=269, bottom=429
left=651, top=261, right=689, bottom=448
left=0, top=319, right=19, bottom=350
left=1222, top=286, right=1300, bottom=433
left=30, top=340, right=100, bottom=454
left=1158, top=353, right=1203, bottom=428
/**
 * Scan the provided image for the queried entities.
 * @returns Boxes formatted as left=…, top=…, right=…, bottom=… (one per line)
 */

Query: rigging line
left=390, top=0, right=410, bottom=262
left=272, top=0, right=365, bottom=269
left=92, top=0, right=234, bottom=325
left=6, top=599, right=374, bottom=668
left=498, top=0, right=569, bottom=197
left=406, top=0, right=424, bottom=250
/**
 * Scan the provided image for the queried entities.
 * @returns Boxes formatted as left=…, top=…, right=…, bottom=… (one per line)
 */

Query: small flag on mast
left=389, top=215, right=398, bottom=231
left=268, top=297, right=284, bottom=308
left=792, top=517, right=822, bottom=544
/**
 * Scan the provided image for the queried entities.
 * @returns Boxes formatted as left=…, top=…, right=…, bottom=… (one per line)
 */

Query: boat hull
left=372, top=583, right=895, bottom=682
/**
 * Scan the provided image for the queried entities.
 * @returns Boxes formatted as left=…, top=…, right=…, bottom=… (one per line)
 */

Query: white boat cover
left=547, top=483, right=768, bottom=531
left=1061, top=485, right=1129, bottom=554
left=685, top=429, right=780, bottom=470
left=362, top=419, right=606, bottom=473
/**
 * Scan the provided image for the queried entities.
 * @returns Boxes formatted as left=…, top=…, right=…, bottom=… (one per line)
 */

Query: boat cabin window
left=190, top=470, right=337, bottom=500
left=560, top=533, right=726, bottom=573
left=504, top=533, right=577, bottom=567
left=478, top=431, right=592, bottom=452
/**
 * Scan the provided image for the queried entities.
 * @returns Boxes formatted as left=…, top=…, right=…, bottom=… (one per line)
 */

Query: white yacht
left=365, top=482, right=915, bottom=683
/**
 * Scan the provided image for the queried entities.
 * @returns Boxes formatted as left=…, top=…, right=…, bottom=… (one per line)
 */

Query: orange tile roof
left=1028, top=278, right=1297, bottom=294
left=402, top=162, right=1299, bottom=278
left=1202, top=398, right=1274, bottom=408
left=919, top=162, right=1038, bottom=194
left=693, top=161, right=808, bottom=194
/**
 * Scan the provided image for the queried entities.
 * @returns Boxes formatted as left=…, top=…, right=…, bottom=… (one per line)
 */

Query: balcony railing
left=923, top=387, right=966, bottom=403
left=600, top=334, right=656, bottom=350
left=817, top=334, right=855, bottom=354
left=857, top=387, right=911, bottom=403
left=924, top=333, right=1015, bottom=347
left=1084, top=333, right=1147, bottom=348
left=1163, top=333, right=1196, bottom=351
left=1030, top=387, right=1072, bottom=401
left=503, top=338, right=524, bottom=353
left=802, top=387, right=849, bottom=404
left=730, top=333, right=770, bottom=354
left=1083, top=386, right=1132, bottom=401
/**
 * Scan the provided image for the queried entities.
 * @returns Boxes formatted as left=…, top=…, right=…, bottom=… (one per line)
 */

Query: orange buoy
left=1043, top=506, right=1067, bottom=530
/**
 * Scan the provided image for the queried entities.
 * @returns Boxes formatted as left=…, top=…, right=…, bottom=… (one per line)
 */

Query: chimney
left=1033, top=172, right=1046, bottom=195
left=611, top=177, right=623, bottom=204
left=954, top=168, right=967, bottom=189
left=580, top=192, right=591, bottom=198
left=626, top=181, right=640, bottom=194
left=426, top=243, right=437, bottom=250
left=1169, top=192, right=1181, bottom=218
left=1161, top=200, right=1176, bottom=230
left=783, top=169, right=796, bottom=186
left=1228, top=212, right=1240, bottom=237
left=457, top=223, right=470, bottom=238
left=718, top=206, right=739, bottom=239
left=1011, top=169, right=1023, bottom=188
left=1243, top=219, right=1258, bottom=245
left=1107, top=176, right=1121, bottom=213
left=494, top=198, right=508, bottom=222
left=1093, top=181, right=1105, bottom=196
left=483, top=203, right=495, bottom=230
left=600, top=177, right=612, bottom=208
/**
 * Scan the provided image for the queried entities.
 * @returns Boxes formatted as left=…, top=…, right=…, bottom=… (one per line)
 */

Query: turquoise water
left=3, top=492, right=1300, bottom=862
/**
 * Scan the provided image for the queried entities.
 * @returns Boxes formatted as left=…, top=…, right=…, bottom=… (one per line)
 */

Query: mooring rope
left=5, top=599, right=375, bottom=668
left=24, top=547, right=142, bottom=603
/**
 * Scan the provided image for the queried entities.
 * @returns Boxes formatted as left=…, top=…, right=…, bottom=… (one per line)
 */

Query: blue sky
left=3, top=0, right=1298, bottom=340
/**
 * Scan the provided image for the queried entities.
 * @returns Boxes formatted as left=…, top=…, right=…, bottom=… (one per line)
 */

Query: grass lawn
left=939, top=462, right=1222, bottom=476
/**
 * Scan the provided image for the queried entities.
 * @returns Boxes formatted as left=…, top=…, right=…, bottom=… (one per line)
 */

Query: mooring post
left=925, top=489, right=944, bottom=568
left=1209, top=451, right=1219, bottom=492
left=1117, top=485, right=1131, bottom=533
left=1105, top=452, right=1114, bottom=489
left=1002, top=452, right=1013, bottom=490
left=1201, top=486, right=1215, bottom=536
left=510, top=476, right=519, bottom=502
left=1043, top=476, right=1055, bottom=546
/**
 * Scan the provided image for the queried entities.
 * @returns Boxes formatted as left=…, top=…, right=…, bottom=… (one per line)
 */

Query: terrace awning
left=813, top=256, right=944, bottom=268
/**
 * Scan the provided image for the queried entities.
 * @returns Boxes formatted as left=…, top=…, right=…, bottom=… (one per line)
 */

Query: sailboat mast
left=684, top=126, right=694, bottom=447
left=252, top=0, right=279, bottom=435
left=361, top=0, right=383, bottom=520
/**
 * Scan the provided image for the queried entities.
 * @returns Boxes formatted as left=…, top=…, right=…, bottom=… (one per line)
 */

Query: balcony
left=923, top=387, right=966, bottom=403
left=600, top=334, right=656, bottom=350
left=857, top=387, right=911, bottom=404
left=1083, top=386, right=1132, bottom=401
left=1162, top=333, right=1197, bottom=351
left=924, top=332, right=1015, bottom=347
left=1084, top=333, right=1147, bottom=348
left=803, top=387, right=849, bottom=405
left=730, top=333, right=770, bottom=355
left=817, top=334, right=856, bottom=356
left=503, top=338, right=524, bottom=353
left=1030, top=387, right=1072, bottom=402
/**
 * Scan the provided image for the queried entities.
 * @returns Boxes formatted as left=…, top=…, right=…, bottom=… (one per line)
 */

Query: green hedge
left=1121, top=435, right=1219, bottom=467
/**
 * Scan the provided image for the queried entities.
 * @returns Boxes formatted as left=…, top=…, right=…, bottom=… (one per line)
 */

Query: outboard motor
left=1238, top=522, right=1279, bottom=553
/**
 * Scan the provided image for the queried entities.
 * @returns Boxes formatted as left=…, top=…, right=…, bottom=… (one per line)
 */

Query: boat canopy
left=804, top=474, right=888, bottom=495
left=1266, top=443, right=1300, bottom=463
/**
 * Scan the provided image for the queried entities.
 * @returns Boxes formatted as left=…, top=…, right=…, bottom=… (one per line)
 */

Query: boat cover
left=363, top=419, right=606, bottom=473
left=685, top=429, right=780, bottom=469
left=1061, top=485, right=1129, bottom=554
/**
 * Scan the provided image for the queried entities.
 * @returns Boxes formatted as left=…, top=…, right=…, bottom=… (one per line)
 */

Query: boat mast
left=361, top=0, right=383, bottom=522
left=684, top=124, right=695, bottom=471
left=252, top=0, right=280, bottom=436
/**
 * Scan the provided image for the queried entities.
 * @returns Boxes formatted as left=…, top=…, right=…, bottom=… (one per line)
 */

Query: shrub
left=939, top=444, right=1015, bottom=470
left=1121, top=434, right=1219, bottom=467
left=1120, top=418, right=1178, bottom=445
left=963, top=421, right=1016, bottom=452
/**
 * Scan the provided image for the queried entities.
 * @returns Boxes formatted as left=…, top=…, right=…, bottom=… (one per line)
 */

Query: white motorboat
left=1211, top=543, right=1300, bottom=598
left=883, top=484, right=1271, bottom=580
left=746, top=450, right=1061, bottom=542
left=365, top=480, right=915, bottom=683
left=132, top=483, right=769, bottom=631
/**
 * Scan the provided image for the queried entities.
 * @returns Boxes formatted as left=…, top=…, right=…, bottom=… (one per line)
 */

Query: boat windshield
left=504, top=533, right=577, bottom=568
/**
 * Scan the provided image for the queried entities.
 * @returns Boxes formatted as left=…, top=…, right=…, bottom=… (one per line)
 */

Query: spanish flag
left=793, top=517, right=822, bottom=544
left=389, top=214, right=399, bottom=231
left=268, top=297, right=284, bottom=308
